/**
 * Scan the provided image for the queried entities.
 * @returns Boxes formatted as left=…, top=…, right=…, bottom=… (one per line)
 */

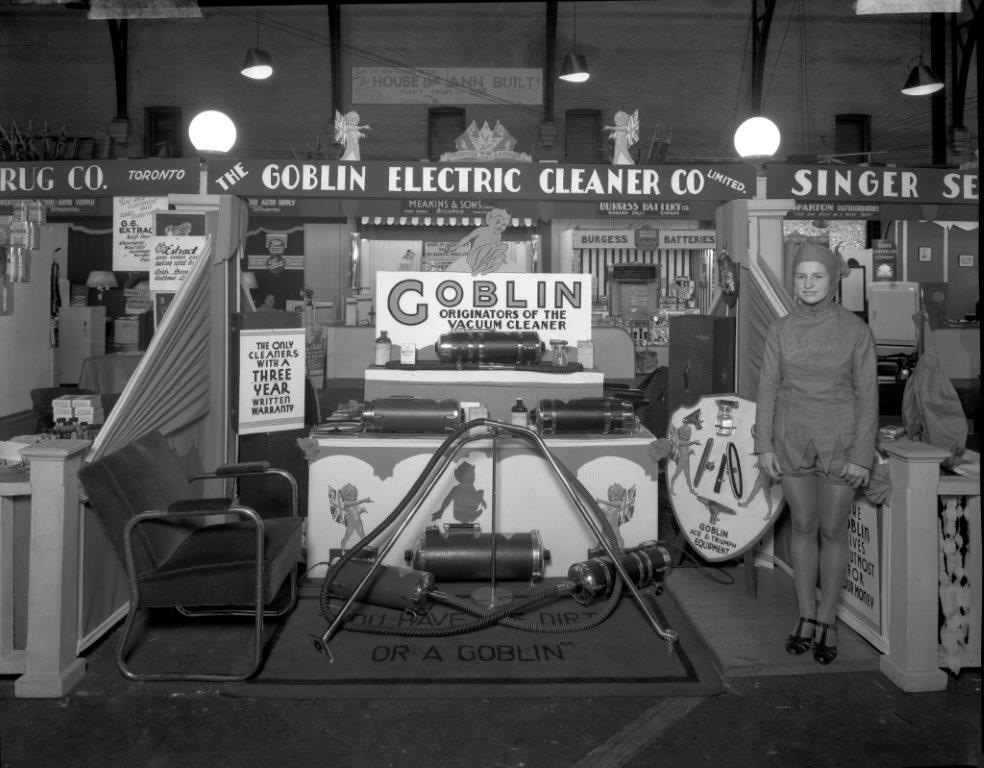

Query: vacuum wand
left=314, top=419, right=679, bottom=658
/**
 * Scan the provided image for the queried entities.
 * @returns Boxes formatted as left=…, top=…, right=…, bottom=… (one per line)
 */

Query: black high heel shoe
left=813, top=621, right=838, bottom=664
left=785, top=617, right=816, bottom=655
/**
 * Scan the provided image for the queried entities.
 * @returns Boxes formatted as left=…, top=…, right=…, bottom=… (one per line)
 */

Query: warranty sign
left=664, top=394, right=783, bottom=562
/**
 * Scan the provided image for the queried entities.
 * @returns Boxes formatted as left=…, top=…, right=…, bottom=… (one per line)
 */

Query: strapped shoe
left=785, top=616, right=817, bottom=655
left=813, top=621, right=838, bottom=665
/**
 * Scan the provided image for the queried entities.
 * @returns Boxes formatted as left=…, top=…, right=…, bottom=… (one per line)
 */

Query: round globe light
left=188, top=110, right=237, bottom=154
left=733, top=116, right=781, bottom=158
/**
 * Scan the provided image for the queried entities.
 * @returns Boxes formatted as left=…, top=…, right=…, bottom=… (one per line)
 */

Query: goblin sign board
left=375, top=271, right=592, bottom=350
left=206, top=160, right=757, bottom=202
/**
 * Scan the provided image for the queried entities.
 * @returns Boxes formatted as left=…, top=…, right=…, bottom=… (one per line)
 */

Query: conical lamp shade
left=901, top=63, right=943, bottom=96
left=558, top=51, right=589, bottom=83
left=241, top=48, right=273, bottom=80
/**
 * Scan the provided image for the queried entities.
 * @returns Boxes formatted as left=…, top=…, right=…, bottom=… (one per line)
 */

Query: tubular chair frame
left=113, top=461, right=300, bottom=683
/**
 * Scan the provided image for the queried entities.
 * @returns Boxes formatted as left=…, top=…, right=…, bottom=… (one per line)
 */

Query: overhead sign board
left=206, top=160, right=757, bottom=202
left=353, top=67, right=542, bottom=105
left=0, top=159, right=200, bottom=197
left=767, top=164, right=978, bottom=205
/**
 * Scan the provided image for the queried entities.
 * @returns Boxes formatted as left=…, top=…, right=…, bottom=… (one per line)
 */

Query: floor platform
left=666, top=561, right=881, bottom=677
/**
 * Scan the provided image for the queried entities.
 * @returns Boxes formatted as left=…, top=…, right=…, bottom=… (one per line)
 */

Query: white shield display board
left=665, top=394, right=783, bottom=562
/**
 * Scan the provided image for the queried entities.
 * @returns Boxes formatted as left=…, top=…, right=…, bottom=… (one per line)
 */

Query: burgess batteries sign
left=206, top=160, right=757, bottom=202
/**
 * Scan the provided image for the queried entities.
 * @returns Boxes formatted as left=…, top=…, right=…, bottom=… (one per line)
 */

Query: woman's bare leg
left=815, top=480, right=856, bottom=639
left=781, top=475, right=820, bottom=623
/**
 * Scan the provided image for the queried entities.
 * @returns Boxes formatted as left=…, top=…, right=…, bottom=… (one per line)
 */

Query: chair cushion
left=136, top=516, right=303, bottom=608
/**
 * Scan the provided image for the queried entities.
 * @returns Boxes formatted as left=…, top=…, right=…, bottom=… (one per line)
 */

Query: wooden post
left=879, top=440, right=950, bottom=692
left=15, top=439, right=90, bottom=698
left=0, top=479, right=31, bottom=674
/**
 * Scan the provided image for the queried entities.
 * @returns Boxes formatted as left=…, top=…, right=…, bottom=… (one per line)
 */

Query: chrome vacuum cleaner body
left=312, top=414, right=679, bottom=660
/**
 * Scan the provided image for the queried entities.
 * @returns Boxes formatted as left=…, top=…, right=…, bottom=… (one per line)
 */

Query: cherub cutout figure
left=667, top=423, right=702, bottom=496
left=329, top=483, right=373, bottom=550
left=399, top=249, right=416, bottom=270
left=432, top=460, right=486, bottom=524
left=333, top=110, right=371, bottom=161
left=594, top=482, right=636, bottom=547
left=603, top=109, right=640, bottom=165
left=447, top=208, right=512, bottom=276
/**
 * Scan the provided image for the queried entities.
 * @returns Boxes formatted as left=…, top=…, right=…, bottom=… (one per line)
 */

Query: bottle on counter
left=510, top=398, right=529, bottom=428
left=374, top=330, right=392, bottom=366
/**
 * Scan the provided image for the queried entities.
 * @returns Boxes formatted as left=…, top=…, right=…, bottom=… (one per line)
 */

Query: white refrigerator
left=58, top=306, right=106, bottom=386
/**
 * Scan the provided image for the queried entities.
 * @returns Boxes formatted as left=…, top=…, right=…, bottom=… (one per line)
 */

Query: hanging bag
left=901, top=313, right=968, bottom=467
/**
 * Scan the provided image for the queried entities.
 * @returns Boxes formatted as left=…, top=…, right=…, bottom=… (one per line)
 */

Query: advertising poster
left=375, top=271, right=592, bottom=350
left=836, top=498, right=889, bottom=652
left=236, top=327, right=306, bottom=434
left=153, top=211, right=207, bottom=236
left=305, top=324, right=326, bottom=384
left=148, top=235, right=208, bottom=292
left=113, top=196, right=168, bottom=271
left=872, top=239, right=899, bottom=281
left=153, top=292, right=176, bottom=329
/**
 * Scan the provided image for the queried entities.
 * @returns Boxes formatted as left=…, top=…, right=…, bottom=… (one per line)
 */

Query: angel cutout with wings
left=595, top=482, right=636, bottom=547
left=329, top=483, right=374, bottom=550
left=333, top=110, right=371, bottom=161
left=604, top=109, right=639, bottom=165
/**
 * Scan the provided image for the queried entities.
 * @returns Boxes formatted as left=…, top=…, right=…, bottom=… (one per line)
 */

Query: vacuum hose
left=314, top=420, right=676, bottom=654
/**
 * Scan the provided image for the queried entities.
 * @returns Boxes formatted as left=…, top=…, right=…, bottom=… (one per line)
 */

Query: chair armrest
left=192, top=465, right=300, bottom=519
left=191, top=464, right=300, bottom=518
left=130, top=505, right=262, bottom=525
left=216, top=461, right=272, bottom=476
left=190, top=461, right=270, bottom=480
left=167, top=497, right=232, bottom=513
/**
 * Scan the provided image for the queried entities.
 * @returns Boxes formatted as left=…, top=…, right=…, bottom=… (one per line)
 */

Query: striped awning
left=360, top=216, right=535, bottom=227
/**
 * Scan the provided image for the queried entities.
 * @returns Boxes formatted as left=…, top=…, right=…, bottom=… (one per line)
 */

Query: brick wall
left=0, top=2, right=973, bottom=167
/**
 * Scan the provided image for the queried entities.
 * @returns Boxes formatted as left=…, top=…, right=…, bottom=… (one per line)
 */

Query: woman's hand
left=758, top=451, right=782, bottom=481
left=840, top=461, right=870, bottom=489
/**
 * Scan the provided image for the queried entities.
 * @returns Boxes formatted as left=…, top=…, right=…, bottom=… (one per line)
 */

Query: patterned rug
left=221, top=579, right=724, bottom=699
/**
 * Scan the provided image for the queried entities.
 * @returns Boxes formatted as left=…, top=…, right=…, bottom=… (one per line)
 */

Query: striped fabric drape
left=88, top=237, right=215, bottom=461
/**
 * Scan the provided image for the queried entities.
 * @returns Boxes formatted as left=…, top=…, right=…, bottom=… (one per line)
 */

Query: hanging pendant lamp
left=901, top=56, right=943, bottom=96
left=558, top=2, right=589, bottom=83
left=559, top=52, right=590, bottom=83
left=241, top=10, right=273, bottom=80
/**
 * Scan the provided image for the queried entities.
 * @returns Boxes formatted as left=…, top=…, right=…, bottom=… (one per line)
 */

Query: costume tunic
left=754, top=295, right=878, bottom=473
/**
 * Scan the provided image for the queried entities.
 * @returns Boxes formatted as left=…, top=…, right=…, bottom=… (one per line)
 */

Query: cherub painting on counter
left=329, top=483, right=374, bottom=550
left=446, top=208, right=513, bottom=276
left=333, top=110, right=371, bottom=161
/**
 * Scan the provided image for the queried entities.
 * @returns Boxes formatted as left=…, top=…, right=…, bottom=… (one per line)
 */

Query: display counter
left=305, top=428, right=660, bottom=579
left=77, top=353, right=143, bottom=394
left=363, top=367, right=605, bottom=421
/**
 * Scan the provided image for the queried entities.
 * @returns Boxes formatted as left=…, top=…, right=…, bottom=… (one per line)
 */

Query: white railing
left=879, top=440, right=981, bottom=692
left=937, top=477, right=981, bottom=675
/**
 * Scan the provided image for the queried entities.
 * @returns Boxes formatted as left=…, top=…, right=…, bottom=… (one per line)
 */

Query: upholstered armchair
left=78, top=430, right=303, bottom=682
